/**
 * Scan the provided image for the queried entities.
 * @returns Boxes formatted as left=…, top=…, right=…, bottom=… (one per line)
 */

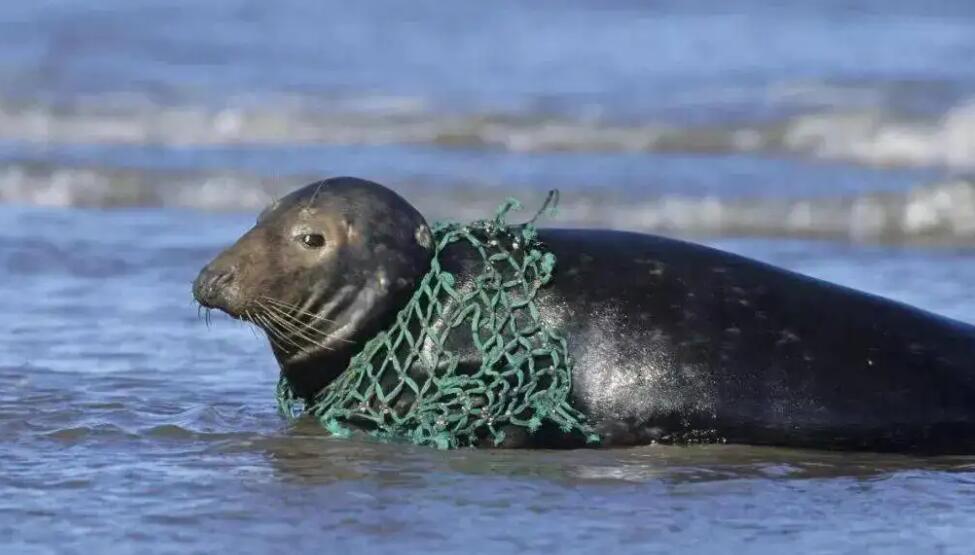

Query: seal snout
left=193, top=263, right=242, bottom=315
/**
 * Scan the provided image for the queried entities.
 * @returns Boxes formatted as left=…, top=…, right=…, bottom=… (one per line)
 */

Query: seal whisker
left=259, top=297, right=341, bottom=324
left=258, top=297, right=356, bottom=346
left=255, top=316, right=289, bottom=353
left=260, top=303, right=339, bottom=352
left=261, top=302, right=355, bottom=347
left=243, top=311, right=262, bottom=341
left=255, top=309, right=302, bottom=350
left=269, top=309, right=349, bottom=353
left=307, top=182, right=326, bottom=209
left=259, top=297, right=356, bottom=346
left=258, top=302, right=337, bottom=353
left=258, top=316, right=292, bottom=353
left=254, top=312, right=303, bottom=354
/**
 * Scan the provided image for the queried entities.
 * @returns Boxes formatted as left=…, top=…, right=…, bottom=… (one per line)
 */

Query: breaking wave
left=3, top=162, right=974, bottom=245
left=1, top=97, right=973, bottom=170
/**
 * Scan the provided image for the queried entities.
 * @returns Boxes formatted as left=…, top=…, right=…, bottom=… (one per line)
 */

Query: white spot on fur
left=415, top=224, right=432, bottom=249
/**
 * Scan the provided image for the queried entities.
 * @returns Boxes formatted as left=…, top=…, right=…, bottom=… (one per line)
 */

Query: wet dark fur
left=195, top=177, right=975, bottom=453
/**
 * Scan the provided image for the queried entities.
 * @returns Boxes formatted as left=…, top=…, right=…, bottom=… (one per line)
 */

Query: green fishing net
left=276, top=192, right=600, bottom=449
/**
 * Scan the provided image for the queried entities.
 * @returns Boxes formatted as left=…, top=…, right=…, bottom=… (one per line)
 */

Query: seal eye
left=299, top=233, right=326, bottom=249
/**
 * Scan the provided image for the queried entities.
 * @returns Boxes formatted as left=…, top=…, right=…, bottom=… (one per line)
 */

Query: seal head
left=193, top=177, right=433, bottom=398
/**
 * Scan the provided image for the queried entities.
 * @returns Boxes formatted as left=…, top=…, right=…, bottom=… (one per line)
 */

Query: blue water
left=3, top=0, right=974, bottom=119
left=3, top=1, right=975, bottom=553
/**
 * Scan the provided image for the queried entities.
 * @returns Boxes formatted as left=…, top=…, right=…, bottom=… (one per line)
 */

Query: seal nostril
left=215, top=270, right=235, bottom=287
left=193, top=265, right=237, bottom=309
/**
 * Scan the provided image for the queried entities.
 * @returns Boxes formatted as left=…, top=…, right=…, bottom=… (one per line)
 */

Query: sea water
left=2, top=1, right=975, bottom=553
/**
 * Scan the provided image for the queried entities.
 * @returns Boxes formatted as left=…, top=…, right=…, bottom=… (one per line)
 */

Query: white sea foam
left=2, top=163, right=973, bottom=245
left=781, top=101, right=975, bottom=169
left=1, top=98, right=973, bottom=170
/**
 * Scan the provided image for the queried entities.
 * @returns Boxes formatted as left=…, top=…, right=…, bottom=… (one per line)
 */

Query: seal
left=194, top=177, right=975, bottom=453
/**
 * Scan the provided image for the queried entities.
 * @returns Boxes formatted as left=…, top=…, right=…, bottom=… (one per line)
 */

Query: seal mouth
left=193, top=286, right=247, bottom=324
left=192, top=264, right=248, bottom=317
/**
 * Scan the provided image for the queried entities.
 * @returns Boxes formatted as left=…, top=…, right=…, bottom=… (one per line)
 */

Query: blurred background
left=4, top=2, right=975, bottom=553
left=1, top=0, right=974, bottom=241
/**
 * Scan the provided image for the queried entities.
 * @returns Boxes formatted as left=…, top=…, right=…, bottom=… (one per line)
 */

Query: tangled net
left=276, top=192, right=599, bottom=449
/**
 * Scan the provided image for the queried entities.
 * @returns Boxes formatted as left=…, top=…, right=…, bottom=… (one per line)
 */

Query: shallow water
left=3, top=205, right=975, bottom=554
left=1, top=0, right=975, bottom=244
left=4, top=0, right=975, bottom=553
